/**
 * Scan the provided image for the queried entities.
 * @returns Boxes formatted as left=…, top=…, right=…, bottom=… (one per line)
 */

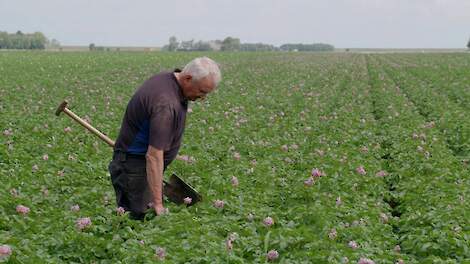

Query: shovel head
left=163, top=174, right=202, bottom=206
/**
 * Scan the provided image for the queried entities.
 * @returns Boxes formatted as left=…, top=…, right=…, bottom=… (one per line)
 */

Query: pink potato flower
left=176, top=155, right=195, bottom=164
left=155, top=247, right=166, bottom=260
left=3, top=129, right=13, bottom=136
left=247, top=213, right=255, bottom=221
left=379, top=213, right=389, bottom=224
left=375, top=170, right=388, bottom=177
left=336, top=196, right=342, bottom=206
left=311, top=168, right=323, bottom=178
left=266, top=249, right=279, bottom=261
left=116, top=207, right=126, bottom=216
left=263, top=216, right=274, bottom=227
left=10, top=188, right=18, bottom=197
left=70, top=204, right=80, bottom=212
left=231, top=176, right=239, bottom=187
left=233, top=152, right=241, bottom=160
left=183, top=197, right=192, bottom=205
left=304, top=177, right=314, bottom=187
left=213, top=200, right=225, bottom=209
left=16, top=205, right=30, bottom=215
left=0, top=245, right=12, bottom=258
left=394, top=245, right=401, bottom=253
left=348, top=240, right=358, bottom=250
left=358, top=258, right=375, bottom=264
left=226, top=238, right=233, bottom=251
left=328, top=228, right=337, bottom=240
left=76, top=217, right=92, bottom=230
left=57, top=169, right=65, bottom=177
left=356, top=166, right=366, bottom=175
left=226, top=232, right=238, bottom=251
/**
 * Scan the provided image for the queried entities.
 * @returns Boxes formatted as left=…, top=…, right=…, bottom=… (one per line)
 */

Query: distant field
left=58, top=46, right=161, bottom=52
left=0, top=52, right=469, bottom=263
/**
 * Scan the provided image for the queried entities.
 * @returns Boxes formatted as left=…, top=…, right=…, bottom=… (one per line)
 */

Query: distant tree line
left=0, top=31, right=59, bottom=50
left=162, top=36, right=334, bottom=52
left=88, top=43, right=109, bottom=51
left=279, top=43, right=334, bottom=52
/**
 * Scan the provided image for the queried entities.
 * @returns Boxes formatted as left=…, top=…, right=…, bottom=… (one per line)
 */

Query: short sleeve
left=149, top=105, right=175, bottom=151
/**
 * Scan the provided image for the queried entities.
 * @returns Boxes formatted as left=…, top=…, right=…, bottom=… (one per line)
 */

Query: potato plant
left=0, top=51, right=468, bottom=263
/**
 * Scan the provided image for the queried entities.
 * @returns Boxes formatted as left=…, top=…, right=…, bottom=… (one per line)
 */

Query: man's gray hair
left=182, top=57, right=221, bottom=86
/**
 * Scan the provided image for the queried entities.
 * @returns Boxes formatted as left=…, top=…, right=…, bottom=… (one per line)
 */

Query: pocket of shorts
left=108, top=161, right=121, bottom=175
left=127, top=174, right=147, bottom=194
left=108, top=161, right=123, bottom=185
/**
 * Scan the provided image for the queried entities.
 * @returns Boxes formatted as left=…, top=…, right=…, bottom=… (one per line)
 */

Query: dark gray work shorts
left=108, top=151, right=154, bottom=220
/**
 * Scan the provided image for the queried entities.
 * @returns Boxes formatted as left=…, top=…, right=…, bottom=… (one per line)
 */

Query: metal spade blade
left=163, top=174, right=202, bottom=206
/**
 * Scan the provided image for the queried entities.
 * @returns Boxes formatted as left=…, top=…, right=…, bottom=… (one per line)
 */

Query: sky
left=1, top=0, right=469, bottom=48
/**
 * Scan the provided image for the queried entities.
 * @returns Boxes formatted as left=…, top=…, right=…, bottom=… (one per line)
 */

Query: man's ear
left=184, top=74, right=192, bottom=82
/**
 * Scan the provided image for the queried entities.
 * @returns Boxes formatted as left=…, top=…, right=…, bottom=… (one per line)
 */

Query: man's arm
left=146, top=145, right=166, bottom=215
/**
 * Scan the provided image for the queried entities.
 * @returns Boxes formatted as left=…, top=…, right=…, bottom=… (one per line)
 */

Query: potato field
left=0, top=51, right=469, bottom=263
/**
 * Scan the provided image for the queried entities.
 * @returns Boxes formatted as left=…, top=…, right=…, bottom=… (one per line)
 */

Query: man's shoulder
left=135, top=71, right=175, bottom=96
left=146, top=71, right=174, bottom=84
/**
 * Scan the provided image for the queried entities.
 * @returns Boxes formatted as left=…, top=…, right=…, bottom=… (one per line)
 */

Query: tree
left=46, top=38, right=61, bottom=49
left=280, top=43, right=334, bottom=52
left=180, top=39, right=194, bottom=51
left=192, top=41, right=213, bottom=51
left=0, top=31, right=8, bottom=49
left=467, top=37, right=470, bottom=49
left=31, top=32, right=47, bottom=49
left=221, top=37, right=240, bottom=51
left=168, top=36, right=179, bottom=51
left=0, top=31, right=50, bottom=49
left=240, top=43, right=276, bottom=51
left=89, top=43, right=96, bottom=51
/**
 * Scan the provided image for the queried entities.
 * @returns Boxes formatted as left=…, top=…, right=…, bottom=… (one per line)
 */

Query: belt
left=113, top=150, right=146, bottom=162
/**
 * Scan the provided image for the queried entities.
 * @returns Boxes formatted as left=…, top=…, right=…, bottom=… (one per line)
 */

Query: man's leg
left=108, top=158, right=131, bottom=211
left=123, top=157, right=153, bottom=220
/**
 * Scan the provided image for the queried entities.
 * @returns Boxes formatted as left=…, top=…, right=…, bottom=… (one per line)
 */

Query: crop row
left=377, top=54, right=470, bottom=161
left=0, top=52, right=468, bottom=263
left=366, top=55, right=469, bottom=262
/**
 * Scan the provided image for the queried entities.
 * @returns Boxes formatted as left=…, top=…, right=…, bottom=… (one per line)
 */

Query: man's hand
left=153, top=204, right=168, bottom=216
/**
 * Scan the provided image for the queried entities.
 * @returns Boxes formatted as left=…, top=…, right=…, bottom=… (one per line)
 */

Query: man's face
left=181, top=75, right=216, bottom=101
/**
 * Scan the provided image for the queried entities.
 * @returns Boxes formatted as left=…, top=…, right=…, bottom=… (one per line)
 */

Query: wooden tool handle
left=63, top=108, right=115, bottom=147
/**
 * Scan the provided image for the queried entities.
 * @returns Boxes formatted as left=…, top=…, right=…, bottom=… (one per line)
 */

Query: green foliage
left=240, top=43, right=277, bottom=51
left=88, top=43, right=106, bottom=52
left=163, top=37, right=213, bottom=51
left=280, top=43, right=335, bottom=52
left=162, top=36, right=332, bottom=52
left=0, top=31, right=48, bottom=49
left=221, top=37, right=241, bottom=51
left=0, top=51, right=468, bottom=263
left=168, top=36, right=179, bottom=51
